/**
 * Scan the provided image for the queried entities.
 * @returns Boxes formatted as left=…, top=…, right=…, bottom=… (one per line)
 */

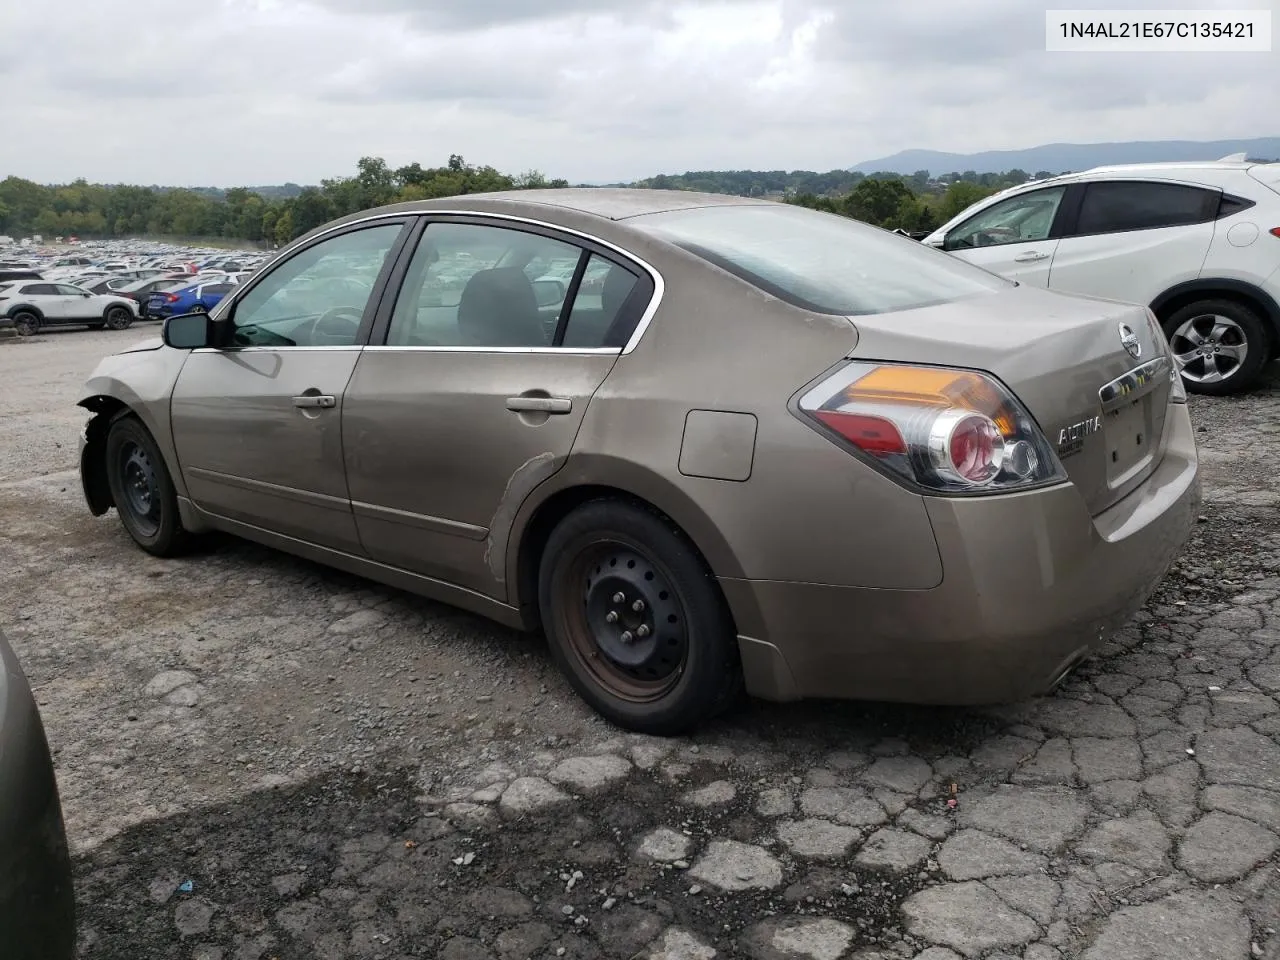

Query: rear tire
left=12, top=310, right=39, bottom=336
left=104, top=306, right=133, bottom=330
left=538, top=499, right=742, bottom=735
left=1163, top=299, right=1270, bottom=395
left=104, top=416, right=189, bottom=557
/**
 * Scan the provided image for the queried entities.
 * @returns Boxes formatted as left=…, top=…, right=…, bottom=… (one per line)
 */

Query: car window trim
left=208, top=216, right=416, bottom=349
left=1062, top=178, right=1223, bottom=239
left=362, top=211, right=662, bottom=354
left=945, top=184, right=1072, bottom=250
left=553, top=250, right=591, bottom=346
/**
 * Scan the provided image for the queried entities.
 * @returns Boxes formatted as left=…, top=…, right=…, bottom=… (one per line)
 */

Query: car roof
left=330, top=188, right=773, bottom=230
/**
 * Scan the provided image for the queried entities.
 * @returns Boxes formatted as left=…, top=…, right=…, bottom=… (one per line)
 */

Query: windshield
left=629, top=203, right=1010, bottom=315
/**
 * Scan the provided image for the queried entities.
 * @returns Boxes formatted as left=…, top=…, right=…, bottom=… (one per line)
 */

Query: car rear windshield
left=628, top=203, right=1010, bottom=315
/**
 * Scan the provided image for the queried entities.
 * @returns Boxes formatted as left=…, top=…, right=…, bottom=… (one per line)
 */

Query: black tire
left=11, top=310, right=39, bottom=337
left=1163, top=299, right=1271, bottom=396
left=104, top=306, right=133, bottom=330
left=538, top=499, right=742, bottom=735
left=104, top=416, right=189, bottom=556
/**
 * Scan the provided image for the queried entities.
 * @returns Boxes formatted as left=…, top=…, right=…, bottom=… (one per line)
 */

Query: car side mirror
left=532, top=278, right=566, bottom=308
left=163, top=312, right=213, bottom=350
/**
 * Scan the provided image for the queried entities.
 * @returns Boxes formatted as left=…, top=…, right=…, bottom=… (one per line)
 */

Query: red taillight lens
left=797, top=361, right=1064, bottom=494
left=1270, top=227, right=1280, bottom=238
left=166, top=293, right=180, bottom=302
left=813, top=411, right=906, bottom=455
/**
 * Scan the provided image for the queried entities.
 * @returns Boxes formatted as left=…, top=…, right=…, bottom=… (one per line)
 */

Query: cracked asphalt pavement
left=2, top=328, right=1278, bottom=960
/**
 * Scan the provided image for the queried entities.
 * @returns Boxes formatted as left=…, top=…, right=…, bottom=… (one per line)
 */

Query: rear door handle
left=506, top=396, right=572, bottom=414
left=292, top=394, right=337, bottom=409
left=1013, top=251, right=1050, bottom=262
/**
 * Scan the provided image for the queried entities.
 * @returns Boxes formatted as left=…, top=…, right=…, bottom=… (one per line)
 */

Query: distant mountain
left=850, top=138, right=1280, bottom=175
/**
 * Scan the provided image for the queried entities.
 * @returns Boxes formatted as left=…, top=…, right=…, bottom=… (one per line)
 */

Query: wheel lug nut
left=632, top=599, right=645, bottom=612
left=636, top=625, right=650, bottom=638
left=605, top=611, right=618, bottom=623
left=620, top=631, right=634, bottom=644
left=612, top=592, right=625, bottom=604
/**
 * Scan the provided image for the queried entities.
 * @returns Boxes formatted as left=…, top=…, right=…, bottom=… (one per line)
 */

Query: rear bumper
left=724, top=403, right=1200, bottom=705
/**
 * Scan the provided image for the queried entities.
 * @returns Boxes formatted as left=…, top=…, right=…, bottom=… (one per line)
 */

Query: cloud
left=0, top=0, right=1275, bottom=187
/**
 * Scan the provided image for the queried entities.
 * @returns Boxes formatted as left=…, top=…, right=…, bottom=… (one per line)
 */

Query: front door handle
left=292, top=394, right=337, bottom=409
left=506, top=396, right=572, bottom=414
left=1013, top=251, right=1050, bottom=262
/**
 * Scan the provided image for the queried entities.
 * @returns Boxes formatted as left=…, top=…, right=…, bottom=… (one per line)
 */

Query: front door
left=942, top=184, right=1069, bottom=287
left=342, top=218, right=651, bottom=599
left=169, top=220, right=409, bottom=553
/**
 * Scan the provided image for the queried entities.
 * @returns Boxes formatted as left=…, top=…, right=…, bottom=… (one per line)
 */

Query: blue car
left=146, top=279, right=236, bottom=319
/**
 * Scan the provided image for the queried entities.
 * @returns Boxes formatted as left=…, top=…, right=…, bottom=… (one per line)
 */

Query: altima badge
left=1057, top=415, right=1102, bottom=457
left=1119, top=323, right=1142, bottom=360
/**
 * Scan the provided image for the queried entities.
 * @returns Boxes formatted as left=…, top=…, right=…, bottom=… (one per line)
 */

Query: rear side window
left=1073, top=181, right=1219, bottom=235
left=1217, top=193, right=1256, bottom=218
left=630, top=203, right=1008, bottom=316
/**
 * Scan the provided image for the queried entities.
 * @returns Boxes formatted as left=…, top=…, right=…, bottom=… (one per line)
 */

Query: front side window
left=57, top=284, right=87, bottom=295
left=1073, top=181, right=1218, bottom=235
left=631, top=203, right=1009, bottom=316
left=387, top=222, right=585, bottom=347
left=228, top=223, right=403, bottom=348
left=946, top=187, right=1067, bottom=249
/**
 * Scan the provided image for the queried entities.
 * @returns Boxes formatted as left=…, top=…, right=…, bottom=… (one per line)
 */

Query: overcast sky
left=3, top=0, right=1276, bottom=186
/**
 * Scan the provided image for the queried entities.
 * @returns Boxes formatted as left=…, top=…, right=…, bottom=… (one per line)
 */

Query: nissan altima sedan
left=0, top=630, right=76, bottom=958
left=77, top=190, right=1200, bottom=734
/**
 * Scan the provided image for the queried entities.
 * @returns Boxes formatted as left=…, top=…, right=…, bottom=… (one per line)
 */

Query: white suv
left=0, top=281, right=137, bottom=336
left=923, top=155, right=1280, bottom=394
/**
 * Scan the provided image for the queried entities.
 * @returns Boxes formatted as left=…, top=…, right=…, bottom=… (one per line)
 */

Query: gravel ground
left=2, top=326, right=1278, bottom=960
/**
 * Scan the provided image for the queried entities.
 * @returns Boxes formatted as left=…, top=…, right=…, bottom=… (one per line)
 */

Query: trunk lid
left=847, top=284, right=1173, bottom=516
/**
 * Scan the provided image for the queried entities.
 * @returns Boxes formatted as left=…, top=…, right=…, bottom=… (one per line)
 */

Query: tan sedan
left=77, top=191, right=1200, bottom=733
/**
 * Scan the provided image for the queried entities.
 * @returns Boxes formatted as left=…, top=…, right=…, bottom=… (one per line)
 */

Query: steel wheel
left=562, top=540, right=689, bottom=702
left=1170, top=313, right=1249, bottom=385
left=118, top=441, right=162, bottom=538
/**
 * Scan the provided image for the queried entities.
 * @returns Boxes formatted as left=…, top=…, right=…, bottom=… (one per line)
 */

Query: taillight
left=166, top=293, right=180, bottom=302
left=1145, top=307, right=1186, bottom=403
left=797, top=361, right=1066, bottom=494
left=1270, top=227, right=1280, bottom=238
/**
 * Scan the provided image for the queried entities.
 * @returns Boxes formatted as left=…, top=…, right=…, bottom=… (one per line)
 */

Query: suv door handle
left=292, top=394, right=337, bottom=409
left=506, top=396, right=572, bottom=414
left=1013, top=251, right=1050, bottom=262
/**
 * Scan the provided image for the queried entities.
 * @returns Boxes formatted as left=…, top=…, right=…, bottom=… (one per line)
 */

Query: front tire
left=538, top=499, right=742, bottom=735
left=1164, top=299, right=1270, bottom=395
left=104, top=306, right=133, bottom=330
left=11, top=310, right=39, bottom=336
left=104, top=416, right=188, bottom=556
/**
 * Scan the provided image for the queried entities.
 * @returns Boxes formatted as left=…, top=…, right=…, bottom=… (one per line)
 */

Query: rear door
left=24, top=284, right=66, bottom=319
left=940, top=185, right=1069, bottom=286
left=342, top=216, right=654, bottom=599
left=1048, top=179, right=1220, bottom=304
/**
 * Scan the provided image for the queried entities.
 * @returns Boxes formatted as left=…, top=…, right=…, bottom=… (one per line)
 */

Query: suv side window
left=26, top=284, right=58, bottom=296
left=946, top=186, right=1067, bottom=249
left=228, top=223, right=404, bottom=348
left=56, top=284, right=87, bottom=295
left=1073, top=181, right=1219, bottom=235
